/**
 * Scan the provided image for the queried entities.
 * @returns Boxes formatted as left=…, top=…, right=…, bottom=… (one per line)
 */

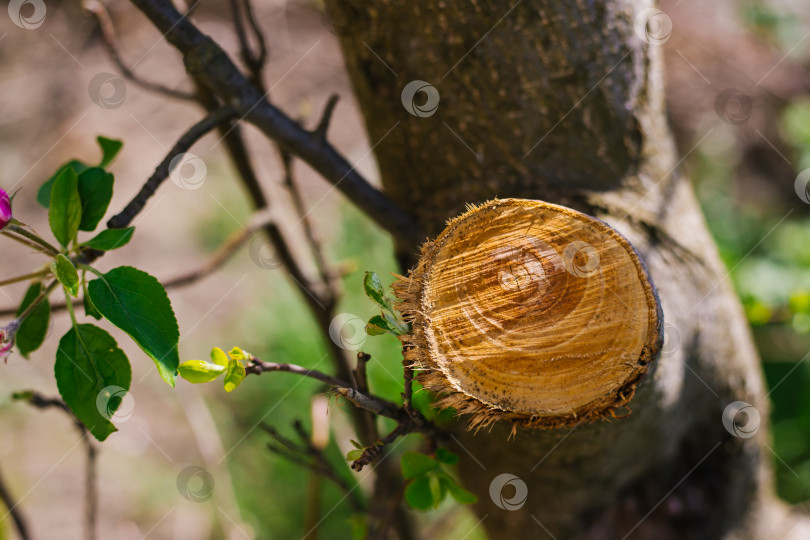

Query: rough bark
left=325, top=0, right=810, bottom=538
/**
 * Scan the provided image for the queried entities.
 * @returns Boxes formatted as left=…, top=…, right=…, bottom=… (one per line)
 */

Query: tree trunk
left=325, top=0, right=810, bottom=538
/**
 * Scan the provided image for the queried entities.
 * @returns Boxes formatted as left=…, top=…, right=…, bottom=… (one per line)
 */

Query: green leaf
left=82, top=275, right=102, bottom=320
left=401, top=451, right=440, bottom=479
left=382, top=311, right=409, bottom=335
left=97, top=136, right=123, bottom=168
left=363, top=272, right=392, bottom=310
left=228, top=347, right=252, bottom=362
left=211, top=347, right=229, bottom=367
left=366, top=315, right=392, bottom=336
left=80, top=227, right=134, bottom=251
left=76, top=168, right=114, bottom=231
left=429, top=474, right=445, bottom=507
left=51, top=254, right=80, bottom=296
left=346, top=449, right=364, bottom=461
left=224, top=359, right=246, bottom=392
left=38, top=160, right=89, bottom=208
left=178, top=360, right=226, bottom=383
left=15, top=282, right=51, bottom=358
left=439, top=474, right=477, bottom=504
left=55, top=324, right=131, bottom=441
left=48, top=167, right=82, bottom=248
left=404, top=475, right=444, bottom=510
left=87, top=266, right=180, bottom=387
left=435, top=448, right=459, bottom=466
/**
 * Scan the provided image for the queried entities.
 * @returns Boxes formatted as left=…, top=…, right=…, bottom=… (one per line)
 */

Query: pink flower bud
left=0, top=188, right=11, bottom=230
left=0, top=321, right=20, bottom=363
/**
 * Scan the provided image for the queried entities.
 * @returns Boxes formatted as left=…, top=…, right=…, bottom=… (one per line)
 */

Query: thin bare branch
left=279, top=146, right=334, bottom=294
left=351, top=424, right=409, bottom=472
left=354, top=352, right=371, bottom=395
left=84, top=440, right=98, bottom=540
left=262, top=422, right=364, bottom=513
left=13, top=391, right=97, bottom=540
left=312, top=94, right=340, bottom=142
left=244, top=358, right=403, bottom=421
left=128, top=0, right=421, bottom=248
left=164, top=209, right=274, bottom=288
left=0, top=463, right=33, bottom=540
left=229, top=0, right=267, bottom=91
left=83, top=0, right=196, bottom=101
left=106, top=106, right=236, bottom=230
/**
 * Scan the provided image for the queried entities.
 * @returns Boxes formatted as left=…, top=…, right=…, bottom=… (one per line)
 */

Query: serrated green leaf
left=346, top=449, right=364, bottom=461
left=38, top=160, right=89, bottom=208
left=15, top=282, right=50, bottom=358
left=76, top=168, right=114, bottom=232
left=401, top=451, right=440, bottom=479
left=435, top=448, right=459, bottom=466
left=363, top=272, right=392, bottom=310
left=438, top=473, right=477, bottom=504
left=211, top=347, right=229, bottom=367
left=349, top=439, right=363, bottom=450
left=49, top=167, right=82, bottom=248
left=405, top=475, right=443, bottom=510
left=82, top=276, right=102, bottom=320
left=87, top=266, right=180, bottom=387
left=224, top=359, right=246, bottom=392
left=55, top=324, right=131, bottom=441
left=178, top=360, right=226, bottom=383
left=80, top=227, right=134, bottom=251
left=97, top=136, right=123, bottom=168
left=365, top=315, right=391, bottom=336
left=51, top=254, right=80, bottom=297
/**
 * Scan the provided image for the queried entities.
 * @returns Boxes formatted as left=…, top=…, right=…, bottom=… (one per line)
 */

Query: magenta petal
left=0, top=188, right=11, bottom=230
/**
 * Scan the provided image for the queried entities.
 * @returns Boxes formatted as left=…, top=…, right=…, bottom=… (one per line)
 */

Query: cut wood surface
left=396, top=198, right=662, bottom=430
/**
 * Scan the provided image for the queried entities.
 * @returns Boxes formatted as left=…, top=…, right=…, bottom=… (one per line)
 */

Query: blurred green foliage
left=694, top=54, right=810, bottom=506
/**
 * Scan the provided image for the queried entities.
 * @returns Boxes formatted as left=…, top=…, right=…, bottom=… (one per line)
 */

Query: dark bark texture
left=324, top=0, right=810, bottom=538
